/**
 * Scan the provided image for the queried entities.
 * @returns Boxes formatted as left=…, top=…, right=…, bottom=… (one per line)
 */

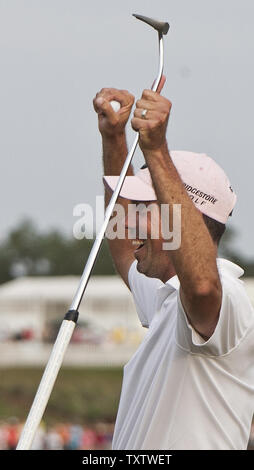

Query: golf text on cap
left=183, top=183, right=218, bottom=206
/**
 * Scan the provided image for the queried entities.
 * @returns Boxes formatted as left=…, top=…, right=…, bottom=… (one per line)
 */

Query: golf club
left=16, top=13, right=169, bottom=450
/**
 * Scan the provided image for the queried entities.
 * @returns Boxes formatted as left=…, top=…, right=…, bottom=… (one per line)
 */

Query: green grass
left=0, top=367, right=123, bottom=425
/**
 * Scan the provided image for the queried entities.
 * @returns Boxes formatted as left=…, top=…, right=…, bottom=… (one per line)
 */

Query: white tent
left=0, top=275, right=145, bottom=366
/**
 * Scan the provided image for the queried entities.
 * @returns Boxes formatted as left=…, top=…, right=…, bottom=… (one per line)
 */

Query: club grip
left=133, top=14, right=169, bottom=35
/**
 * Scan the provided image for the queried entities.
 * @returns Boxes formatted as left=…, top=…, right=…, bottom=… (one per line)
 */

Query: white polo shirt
left=112, top=258, right=254, bottom=450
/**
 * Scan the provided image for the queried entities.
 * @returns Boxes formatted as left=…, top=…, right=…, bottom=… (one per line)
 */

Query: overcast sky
left=0, top=0, right=253, bottom=260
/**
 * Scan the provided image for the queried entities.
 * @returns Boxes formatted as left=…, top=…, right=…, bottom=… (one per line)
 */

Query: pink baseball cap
left=103, top=150, right=237, bottom=224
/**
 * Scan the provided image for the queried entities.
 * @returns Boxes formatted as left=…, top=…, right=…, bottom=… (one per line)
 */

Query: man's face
left=126, top=201, right=175, bottom=283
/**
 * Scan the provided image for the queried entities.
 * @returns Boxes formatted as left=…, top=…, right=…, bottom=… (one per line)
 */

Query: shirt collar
left=165, top=275, right=180, bottom=290
left=216, top=257, right=244, bottom=278
left=158, top=257, right=244, bottom=293
left=156, top=275, right=180, bottom=296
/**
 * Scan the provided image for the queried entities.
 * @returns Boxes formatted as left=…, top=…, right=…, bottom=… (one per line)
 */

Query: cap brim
left=103, top=175, right=156, bottom=201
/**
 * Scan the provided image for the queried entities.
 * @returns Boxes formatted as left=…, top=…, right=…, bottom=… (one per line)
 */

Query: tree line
left=0, top=219, right=115, bottom=284
left=0, top=218, right=253, bottom=285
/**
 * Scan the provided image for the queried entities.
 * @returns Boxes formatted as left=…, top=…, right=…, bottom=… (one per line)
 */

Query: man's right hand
left=93, top=88, right=135, bottom=138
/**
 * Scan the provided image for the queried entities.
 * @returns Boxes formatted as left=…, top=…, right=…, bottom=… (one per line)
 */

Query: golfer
left=93, top=77, right=254, bottom=450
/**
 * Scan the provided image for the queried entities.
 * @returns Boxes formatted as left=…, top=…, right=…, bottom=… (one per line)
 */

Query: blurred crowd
left=0, top=418, right=114, bottom=450
left=0, top=324, right=143, bottom=347
left=1, top=416, right=254, bottom=450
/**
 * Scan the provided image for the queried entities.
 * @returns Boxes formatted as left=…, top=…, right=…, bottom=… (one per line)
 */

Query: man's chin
left=136, top=259, right=154, bottom=278
left=135, top=259, right=146, bottom=275
left=134, top=247, right=151, bottom=277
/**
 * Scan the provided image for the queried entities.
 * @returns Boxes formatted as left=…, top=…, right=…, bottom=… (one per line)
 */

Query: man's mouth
left=132, top=240, right=146, bottom=252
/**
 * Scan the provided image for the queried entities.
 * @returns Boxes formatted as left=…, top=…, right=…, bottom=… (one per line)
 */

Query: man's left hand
left=131, top=76, right=172, bottom=152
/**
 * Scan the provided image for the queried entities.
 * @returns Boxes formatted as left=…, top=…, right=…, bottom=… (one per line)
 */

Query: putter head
left=133, top=13, right=169, bottom=35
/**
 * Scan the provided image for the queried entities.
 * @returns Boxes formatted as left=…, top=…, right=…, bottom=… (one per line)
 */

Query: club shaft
left=16, top=29, right=165, bottom=451
left=152, top=33, right=164, bottom=92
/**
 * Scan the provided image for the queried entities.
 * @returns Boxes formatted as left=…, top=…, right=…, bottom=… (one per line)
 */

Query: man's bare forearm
left=102, top=133, right=130, bottom=175
left=102, top=133, right=133, bottom=207
left=144, top=143, right=219, bottom=293
left=143, top=143, right=221, bottom=337
left=101, top=132, right=135, bottom=285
